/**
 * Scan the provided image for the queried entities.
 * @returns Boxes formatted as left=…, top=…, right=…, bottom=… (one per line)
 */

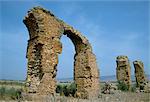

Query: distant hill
left=0, top=75, right=149, bottom=82
left=100, top=75, right=116, bottom=81
left=57, top=74, right=150, bottom=82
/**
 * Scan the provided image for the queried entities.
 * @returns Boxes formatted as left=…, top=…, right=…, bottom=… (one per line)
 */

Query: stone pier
left=133, top=60, right=147, bottom=90
left=116, top=56, right=131, bottom=90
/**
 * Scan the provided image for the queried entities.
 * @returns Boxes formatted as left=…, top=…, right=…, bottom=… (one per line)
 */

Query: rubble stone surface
left=102, top=82, right=116, bottom=94
left=23, top=6, right=100, bottom=99
left=116, top=56, right=131, bottom=90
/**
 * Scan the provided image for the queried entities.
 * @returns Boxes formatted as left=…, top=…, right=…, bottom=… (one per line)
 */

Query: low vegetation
left=117, top=81, right=129, bottom=91
left=0, top=80, right=149, bottom=102
left=0, top=86, right=22, bottom=100
left=0, top=80, right=24, bottom=100
left=117, top=81, right=137, bottom=92
left=56, top=82, right=76, bottom=97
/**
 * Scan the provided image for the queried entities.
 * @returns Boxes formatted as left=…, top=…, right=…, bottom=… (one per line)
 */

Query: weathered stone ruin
left=133, top=60, right=147, bottom=90
left=23, top=7, right=100, bottom=99
left=116, top=56, right=131, bottom=90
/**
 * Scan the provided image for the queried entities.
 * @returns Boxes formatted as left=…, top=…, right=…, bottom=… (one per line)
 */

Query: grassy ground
left=0, top=80, right=24, bottom=100
left=0, top=80, right=149, bottom=102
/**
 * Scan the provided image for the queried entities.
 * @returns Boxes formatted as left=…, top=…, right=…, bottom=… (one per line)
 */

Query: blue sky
left=0, top=1, right=149, bottom=80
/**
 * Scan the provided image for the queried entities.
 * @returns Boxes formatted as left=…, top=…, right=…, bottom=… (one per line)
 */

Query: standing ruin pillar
left=133, top=60, right=147, bottom=90
left=64, top=24, right=100, bottom=99
left=23, top=7, right=64, bottom=95
left=116, top=56, right=131, bottom=90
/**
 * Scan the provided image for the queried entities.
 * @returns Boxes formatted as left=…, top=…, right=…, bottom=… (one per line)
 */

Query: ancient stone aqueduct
left=23, top=7, right=100, bottom=99
left=23, top=7, right=147, bottom=99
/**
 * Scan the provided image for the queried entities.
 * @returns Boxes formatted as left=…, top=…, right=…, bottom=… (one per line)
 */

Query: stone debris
left=116, top=56, right=131, bottom=90
left=102, top=82, right=117, bottom=94
left=144, top=82, right=150, bottom=93
left=135, top=81, right=150, bottom=93
left=21, top=92, right=150, bottom=102
left=23, top=6, right=100, bottom=100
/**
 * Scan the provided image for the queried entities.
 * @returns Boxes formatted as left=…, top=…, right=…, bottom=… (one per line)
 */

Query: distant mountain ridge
left=0, top=75, right=149, bottom=82
left=57, top=75, right=150, bottom=82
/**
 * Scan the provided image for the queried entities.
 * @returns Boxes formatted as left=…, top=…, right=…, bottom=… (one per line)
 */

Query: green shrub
left=68, top=82, right=76, bottom=96
left=56, top=82, right=76, bottom=97
left=131, top=86, right=136, bottom=92
left=63, top=85, right=69, bottom=96
left=0, top=87, right=6, bottom=98
left=131, top=84, right=136, bottom=92
left=117, top=81, right=129, bottom=91
left=56, top=84, right=63, bottom=94
left=0, top=87, right=22, bottom=100
left=7, top=88, right=22, bottom=100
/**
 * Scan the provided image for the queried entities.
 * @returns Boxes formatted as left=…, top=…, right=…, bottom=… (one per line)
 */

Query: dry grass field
left=0, top=80, right=149, bottom=102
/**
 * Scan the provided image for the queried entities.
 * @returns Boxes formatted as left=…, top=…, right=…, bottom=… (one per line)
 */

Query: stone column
left=64, top=24, right=100, bottom=99
left=133, top=60, right=146, bottom=90
left=23, top=7, right=63, bottom=95
left=116, top=56, right=131, bottom=90
left=74, top=50, right=100, bottom=99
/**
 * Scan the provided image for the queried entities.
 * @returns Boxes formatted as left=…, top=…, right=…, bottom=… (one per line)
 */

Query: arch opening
left=57, top=35, right=75, bottom=80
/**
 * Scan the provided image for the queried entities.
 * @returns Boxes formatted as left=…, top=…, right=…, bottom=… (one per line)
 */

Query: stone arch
left=23, top=7, right=99, bottom=99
